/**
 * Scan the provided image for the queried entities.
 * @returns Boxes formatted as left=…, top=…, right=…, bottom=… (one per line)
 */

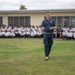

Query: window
left=14, top=17, right=19, bottom=26
left=25, top=16, right=30, bottom=25
left=71, top=16, right=75, bottom=27
left=51, top=16, right=56, bottom=26
left=19, top=17, right=25, bottom=26
left=8, top=17, right=14, bottom=25
left=64, top=17, right=69, bottom=26
left=0, top=17, right=2, bottom=26
left=57, top=17, right=64, bottom=27
left=8, top=16, right=30, bottom=26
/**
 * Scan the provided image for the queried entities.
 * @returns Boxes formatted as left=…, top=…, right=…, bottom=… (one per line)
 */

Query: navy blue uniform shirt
left=41, top=18, right=56, bottom=32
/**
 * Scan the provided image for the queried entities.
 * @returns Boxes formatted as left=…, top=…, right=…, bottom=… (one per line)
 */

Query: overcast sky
left=0, top=0, right=75, bottom=10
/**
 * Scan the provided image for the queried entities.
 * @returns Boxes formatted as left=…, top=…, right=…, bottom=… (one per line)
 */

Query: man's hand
left=40, top=27, right=45, bottom=31
left=50, top=26, right=56, bottom=30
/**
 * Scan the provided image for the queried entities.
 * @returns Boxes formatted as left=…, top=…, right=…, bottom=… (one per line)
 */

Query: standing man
left=40, top=12, right=56, bottom=60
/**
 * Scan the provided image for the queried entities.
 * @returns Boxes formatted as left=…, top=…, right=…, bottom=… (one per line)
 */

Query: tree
left=19, top=5, right=27, bottom=10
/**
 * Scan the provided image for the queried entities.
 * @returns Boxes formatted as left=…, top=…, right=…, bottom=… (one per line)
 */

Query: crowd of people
left=0, top=25, right=43, bottom=38
left=0, top=24, right=75, bottom=40
left=54, top=26, right=75, bottom=40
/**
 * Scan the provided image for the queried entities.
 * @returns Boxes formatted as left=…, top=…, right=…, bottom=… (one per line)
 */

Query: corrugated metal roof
left=0, top=9, right=75, bottom=14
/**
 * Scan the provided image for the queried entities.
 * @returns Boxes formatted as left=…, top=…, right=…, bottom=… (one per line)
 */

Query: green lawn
left=0, top=38, right=75, bottom=75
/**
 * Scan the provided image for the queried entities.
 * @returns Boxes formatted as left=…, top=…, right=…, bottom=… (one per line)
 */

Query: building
left=0, top=9, right=75, bottom=27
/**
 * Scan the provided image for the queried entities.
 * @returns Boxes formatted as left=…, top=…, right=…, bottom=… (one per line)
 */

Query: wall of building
left=0, top=12, right=75, bottom=26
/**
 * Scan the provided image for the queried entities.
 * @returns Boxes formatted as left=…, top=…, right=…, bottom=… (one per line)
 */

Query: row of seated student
left=0, top=25, right=43, bottom=38
left=54, top=26, right=75, bottom=40
left=0, top=24, right=75, bottom=39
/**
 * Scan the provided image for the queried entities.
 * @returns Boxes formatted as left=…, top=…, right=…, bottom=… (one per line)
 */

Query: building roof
left=0, top=9, right=75, bottom=14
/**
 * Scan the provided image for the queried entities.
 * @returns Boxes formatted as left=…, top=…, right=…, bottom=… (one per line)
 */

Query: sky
left=0, top=0, right=75, bottom=10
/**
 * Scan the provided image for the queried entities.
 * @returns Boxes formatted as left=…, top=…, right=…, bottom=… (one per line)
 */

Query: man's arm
left=50, top=19, right=56, bottom=30
left=50, top=26, right=56, bottom=30
left=40, top=27, right=45, bottom=31
left=40, top=20, right=45, bottom=31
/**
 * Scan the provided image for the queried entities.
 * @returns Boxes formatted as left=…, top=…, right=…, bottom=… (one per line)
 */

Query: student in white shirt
left=62, top=26, right=69, bottom=40
left=1, top=25, right=7, bottom=37
left=13, top=26, right=18, bottom=37
left=35, top=26, right=42, bottom=37
left=30, top=26, right=36, bottom=37
left=73, top=27, right=75, bottom=38
left=9, top=26, right=15, bottom=37
left=26, top=26, right=31, bottom=38
left=5, top=26, right=11, bottom=37
left=0, top=26, right=2, bottom=37
left=18, top=25, right=25, bottom=37
left=67, top=26, right=73, bottom=39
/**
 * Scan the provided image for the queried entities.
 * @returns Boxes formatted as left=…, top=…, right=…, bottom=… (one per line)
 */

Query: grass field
left=0, top=38, right=75, bottom=75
